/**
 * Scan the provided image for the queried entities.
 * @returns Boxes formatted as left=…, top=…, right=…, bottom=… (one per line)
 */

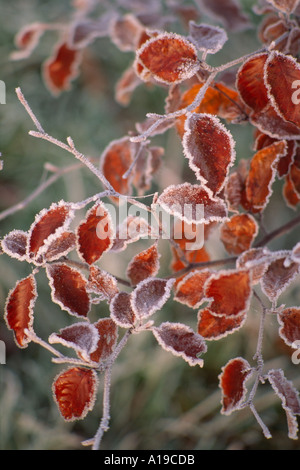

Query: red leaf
left=244, top=141, right=287, bottom=212
left=100, top=136, right=135, bottom=197
left=1, top=230, right=28, bottom=261
left=52, top=367, right=98, bottom=421
left=174, top=269, right=212, bottom=309
left=49, top=323, right=99, bottom=362
left=188, top=22, right=228, bottom=54
left=110, top=291, right=136, bottom=328
left=220, top=213, right=258, bottom=255
left=27, top=201, right=73, bottom=260
left=126, top=243, right=160, bottom=285
left=89, top=318, right=118, bottom=363
left=268, top=369, right=300, bottom=439
left=261, top=253, right=300, bottom=303
left=183, top=113, right=236, bottom=195
left=237, top=52, right=300, bottom=139
left=43, top=42, right=82, bottom=95
left=278, top=307, right=300, bottom=347
left=205, top=269, right=252, bottom=317
left=198, top=308, right=246, bottom=340
left=219, top=357, right=252, bottom=415
left=76, top=202, right=114, bottom=265
left=157, top=183, right=227, bottom=225
left=131, top=278, right=175, bottom=319
left=135, top=32, right=200, bottom=85
left=152, top=322, right=207, bottom=366
left=88, top=266, right=119, bottom=301
left=46, top=263, right=90, bottom=317
left=265, top=51, right=300, bottom=128
left=237, top=52, right=270, bottom=113
left=4, top=274, right=37, bottom=348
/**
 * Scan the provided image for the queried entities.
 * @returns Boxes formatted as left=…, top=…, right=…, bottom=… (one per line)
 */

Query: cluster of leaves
left=2, top=0, right=300, bottom=449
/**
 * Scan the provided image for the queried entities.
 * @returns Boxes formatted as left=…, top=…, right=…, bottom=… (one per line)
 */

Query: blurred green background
left=0, top=0, right=300, bottom=450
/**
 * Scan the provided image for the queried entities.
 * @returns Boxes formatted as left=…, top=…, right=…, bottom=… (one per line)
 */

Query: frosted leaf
left=152, top=321, right=207, bottom=367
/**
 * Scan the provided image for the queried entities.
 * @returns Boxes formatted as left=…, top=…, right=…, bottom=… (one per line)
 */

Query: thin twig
left=92, top=367, right=112, bottom=450
left=250, top=403, right=272, bottom=439
left=90, top=330, right=132, bottom=450
left=0, top=162, right=82, bottom=221
left=254, top=213, right=300, bottom=248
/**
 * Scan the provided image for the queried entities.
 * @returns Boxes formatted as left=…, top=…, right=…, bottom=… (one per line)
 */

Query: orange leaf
left=244, top=141, right=287, bottom=212
left=43, top=42, right=82, bottom=95
left=220, top=213, right=258, bottom=255
left=205, top=269, right=252, bottom=317
left=198, top=308, right=246, bottom=340
left=135, top=32, right=199, bottom=85
left=126, top=243, right=160, bottom=285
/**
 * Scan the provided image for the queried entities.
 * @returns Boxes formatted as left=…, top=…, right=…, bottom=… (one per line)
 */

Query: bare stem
left=250, top=403, right=272, bottom=439
left=92, top=367, right=112, bottom=450
left=24, top=329, right=63, bottom=358
left=90, top=330, right=132, bottom=450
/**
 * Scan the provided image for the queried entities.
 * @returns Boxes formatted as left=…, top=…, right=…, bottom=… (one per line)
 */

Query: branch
left=0, top=162, right=82, bottom=222
left=16, top=87, right=117, bottom=194
left=254, top=213, right=300, bottom=248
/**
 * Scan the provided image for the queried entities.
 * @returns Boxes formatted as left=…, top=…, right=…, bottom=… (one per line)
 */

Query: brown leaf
left=152, top=321, right=207, bottom=366
left=46, top=263, right=90, bottom=318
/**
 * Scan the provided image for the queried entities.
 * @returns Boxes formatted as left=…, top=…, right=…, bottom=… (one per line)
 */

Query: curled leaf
left=4, top=274, right=37, bottom=348
left=219, top=357, right=252, bottom=415
left=46, top=263, right=90, bottom=318
left=152, top=321, right=207, bottom=367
